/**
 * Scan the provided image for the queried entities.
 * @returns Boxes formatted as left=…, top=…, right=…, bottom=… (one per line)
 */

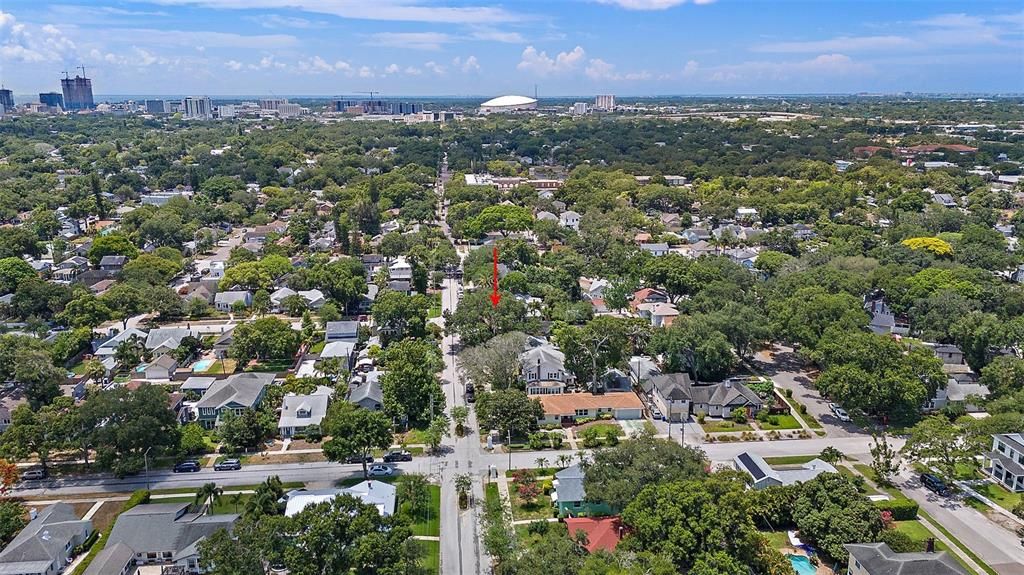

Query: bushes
left=526, top=520, right=550, bottom=535
left=731, top=407, right=748, bottom=424
left=597, top=412, right=614, bottom=420
left=580, top=427, right=602, bottom=449
left=550, top=434, right=564, bottom=450
left=874, top=498, right=919, bottom=521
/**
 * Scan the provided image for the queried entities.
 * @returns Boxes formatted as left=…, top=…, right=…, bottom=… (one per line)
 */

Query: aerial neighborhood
left=0, top=9, right=1023, bottom=572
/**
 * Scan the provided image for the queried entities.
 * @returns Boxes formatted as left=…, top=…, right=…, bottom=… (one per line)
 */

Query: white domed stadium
left=479, top=95, right=538, bottom=114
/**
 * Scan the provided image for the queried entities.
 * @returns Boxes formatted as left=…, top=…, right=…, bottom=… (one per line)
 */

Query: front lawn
left=970, top=481, right=1022, bottom=512
left=418, top=539, right=439, bottom=574
left=244, top=359, right=292, bottom=373
left=509, top=490, right=552, bottom=521
left=779, top=396, right=823, bottom=429
left=756, top=414, right=802, bottom=430
left=763, top=455, right=817, bottom=466
left=309, top=340, right=326, bottom=354
left=700, top=420, right=753, bottom=433
left=407, top=485, right=441, bottom=537
left=210, top=493, right=253, bottom=515
left=760, top=530, right=791, bottom=550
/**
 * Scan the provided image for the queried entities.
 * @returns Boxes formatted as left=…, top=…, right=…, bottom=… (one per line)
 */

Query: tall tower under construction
left=61, top=72, right=94, bottom=110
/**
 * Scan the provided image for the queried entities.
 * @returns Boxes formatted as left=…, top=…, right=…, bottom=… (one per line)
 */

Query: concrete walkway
left=81, top=500, right=105, bottom=521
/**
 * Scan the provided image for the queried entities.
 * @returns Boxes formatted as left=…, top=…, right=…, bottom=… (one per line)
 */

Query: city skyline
left=1, top=0, right=1023, bottom=96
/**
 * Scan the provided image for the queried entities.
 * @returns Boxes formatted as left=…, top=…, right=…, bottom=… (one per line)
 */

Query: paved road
left=896, top=471, right=1024, bottom=574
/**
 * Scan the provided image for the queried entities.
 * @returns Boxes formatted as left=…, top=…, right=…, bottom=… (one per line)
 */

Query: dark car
left=920, top=473, right=951, bottom=496
left=346, top=455, right=373, bottom=464
left=214, top=459, right=242, bottom=471
left=173, top=461, right=201, bottom=473
left=465, top=382, right=476, bottom=403
left=383, top=450, right=413, bottom=463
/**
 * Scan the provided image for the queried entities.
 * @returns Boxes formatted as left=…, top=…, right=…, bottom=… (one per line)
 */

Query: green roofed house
left=551, top=464, right=613, bottom=517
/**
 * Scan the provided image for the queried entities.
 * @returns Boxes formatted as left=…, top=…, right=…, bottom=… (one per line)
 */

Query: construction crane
left=77, top=65, right=87, bottom=78
left=356, top=91, right=381, bottom=100
left=60, top=70, right=70, bottom=80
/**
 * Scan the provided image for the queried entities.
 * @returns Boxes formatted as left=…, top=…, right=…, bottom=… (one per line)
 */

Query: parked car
left=367, top=464, right=394, bottom=477
left=383, top=450, right=413, bottom=463
left=465, top=382, right=476, bottom=403
left=173, top=461, right=201, bottom=473
left=827, top=402, right=838, bottom=413
left=214, top=459, right=242, bottom=471
left=834, top=408, right=851, bottom=422
left=20, top=468, right=46, bottom=481
left=920, top=473, right=951, bottom=496
left=346, top=455, right=373, bottom=464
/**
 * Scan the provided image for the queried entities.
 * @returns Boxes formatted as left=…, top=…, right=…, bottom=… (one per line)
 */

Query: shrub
left=1013, top=501, right=1024, bottom=520
left=798, top=403, right=807, bottom=414
left=696, top=412, right=706, bottom=424
left=528, top=433, right=546, bottom=450
left=597, top=412, right=613, bottom=420
left=785, top=388, right=793, bottom=398
left=581, top=428, right=602, bottom=449
left=575, top=417, right=595, bottom=425
left=527, top=520, right=550, bottom=535
left=731, top=407, right=748, bottom=424
left=878, top=528, right=922, bottom=552
left=305, top=424, right=323, bottom=442
left=604, top=429, right=619, bottom=446
left=874, top=498, right=919, bottom=521
left=550, top=434, right=564, bottom=450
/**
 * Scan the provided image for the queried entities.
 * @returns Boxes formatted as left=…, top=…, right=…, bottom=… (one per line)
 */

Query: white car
left=834, top=408, right=851, bottom=422
left=367, top=464, right=394, bottom=477
left=827, top=402, right=838, bottom=413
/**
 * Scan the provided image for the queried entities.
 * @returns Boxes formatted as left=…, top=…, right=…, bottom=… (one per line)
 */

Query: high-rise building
left=0, top=89, right=13, bottom=111
left=182, top=96, right=213, bottom=119
left=332, top=99, right=422, bottom=115
left=277, top=103, right=302, bottom=118
left=260, top=98, right=287, bottom=111
left=40, top=92, right=64, bottom=108
left=61, top=75, right=94, bottom=110
left=216, top=105, right=236, bottom=119
left=572, top=102, right=590, bottom=116
left=595, top=94, right=615, bottom=111
left=145, top=99, right=169, bottom=114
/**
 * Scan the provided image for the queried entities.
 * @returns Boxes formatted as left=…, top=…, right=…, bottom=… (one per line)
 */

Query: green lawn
left=893, top=520, right=957, bottom=556
left=485, top=482, right=500, bottom=508
left=407, top=485, right=441, bottom=537
left=398, top=427, right=432, bottom=445
left=779, top=396, right=823, bottom=429
left=969, top=481, right=1021, bottom=512
left=418, top=539, right=440, bottom=574
left=210, top=493, right=252, bottom=515
left=700, top=420, right=753, bottom=433
left=756, top=414, right=802, bottom=430
left=577, top=422, right=625, bottom=437
left=837, top=465, right=879, bottom=495
left=509, top=481, right=553, bottom=521
left=763, top=455, right=817, bottom=466
left=760, top=530, right=791, bottom=549
left=150, top=482, right=304, bottom=495
left=244, top=360, right=292, bottom=372
left=428, top=306, right=441, bottom=319
left=309, top=340, right=326, bottom=354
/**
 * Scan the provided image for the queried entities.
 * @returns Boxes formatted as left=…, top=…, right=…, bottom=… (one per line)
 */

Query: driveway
left=750, top=344, right=862, bottom=438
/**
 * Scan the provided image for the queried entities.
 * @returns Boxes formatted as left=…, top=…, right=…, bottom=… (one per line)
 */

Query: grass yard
left=398, top=427, right=432, bottom=445
left=309, top=340, right=326, bottom=354
left=893, top=520, right=955, bottom=555
left=836, top=465, right=879, bottom=495
left=779, top=396, right=823, bottom=429
left=756, top=414, right=802, bottom=430
left=509, top=486, right=553, bottom=522
left=763, top=455, right=817, bottom=466
left=760, top=530, right=791, bottom=550
left=428, top=306, right=441, bottom=319
left=87, top=501, right=126, bottom=533
left=969, top=481, right=1022, bottom=512
left=241, top=451, right=327, bottom=465
left=700, top=420, right=753, bottom=433
left=506, top=467, right=561, bottom=478
left=210, top=493, right=252, bottom=515
left=204, top=359, right=237, bottom=375
left=485, top=482, right=501, bottom=508
left=515, top=522, right=566, bottom=547
left=407, top=485, right=441, bottom=537
left=150, top=482, right=304, bottom=495
left=418, top=539, right=440, bottom=574
left=576, top=422, right=625, bottom=437
left=244, top=359, right=292, bottom=373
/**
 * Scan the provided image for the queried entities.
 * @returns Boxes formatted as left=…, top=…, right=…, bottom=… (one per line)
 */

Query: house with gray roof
left=213, top=290, right=252, bottom=312
left=106, top=502, right=238, bottom=574
left=278, top=388, right=332, bottom=438
left=521, top=343, right=573, bottom=394
left=95, top=327, right=148, bottom=358
left=0, top=502, right=92, bottom=575
left=349, top=379, right=383, bottom=411
left=324, top=321, right=359, bottom=343
left=643, top=373, right=763, bottom=421
left=845, top=543, right=966, bottom=575
left=551, top=464, right=612, bottom=517
left=193, top=372, right=273, bottom=429
left=734, top=451, right=837, bottom=490
left=99, top=255, right=128, bottom=271
left=82, top=541, right=134, bottom=575
left=986, top=433, right=1024, bottom=492
left=145, top=328, right=198, bottom=357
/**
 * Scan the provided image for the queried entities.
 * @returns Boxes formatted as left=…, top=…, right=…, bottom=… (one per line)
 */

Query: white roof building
left=283, top=481, right=397, bottom=517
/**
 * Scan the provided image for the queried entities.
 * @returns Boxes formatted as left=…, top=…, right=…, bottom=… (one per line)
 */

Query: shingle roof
left=194, top=372, right=273, bottom=410
left=145, top=328, right=196, bottom=351
left=82, top=541, right=134, bottom=575
left=107, top=503, right=237, bottom=559
left=554, top=464, right=586, bottom=503
left=533, top=392, right=643, bottom=416
left=321, top=341, right=356, bottom=359
left=0, top=502, right=90, bottom=568
left=278, top=393, right=330, bottom=429
left=844, top=543, right=967, bottom=575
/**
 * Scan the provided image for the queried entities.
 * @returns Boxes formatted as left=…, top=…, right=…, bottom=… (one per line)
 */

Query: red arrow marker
left=490, top=246, right=501, bottom=307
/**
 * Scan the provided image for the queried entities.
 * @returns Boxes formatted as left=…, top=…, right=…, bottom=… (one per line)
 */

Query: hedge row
left=875, top=497, right=919, bottom=521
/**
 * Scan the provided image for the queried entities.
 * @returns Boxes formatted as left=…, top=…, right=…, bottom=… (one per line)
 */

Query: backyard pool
left=787, top=554, right=816, bottom=575
left=192, top=359, right=215, bottom=372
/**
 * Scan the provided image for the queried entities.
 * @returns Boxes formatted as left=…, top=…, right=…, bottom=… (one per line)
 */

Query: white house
left=283, top=481, right=396, bottom=517
left=640, top=243, right=669, bottom=257
left=733, top=451, right=837, bottom=490
left=521, top=342, right=573, bottom=394
left=389, top=257, right=413, bottom=281
left=986, top=433, right=1024, bottom=492
left=559, top=210, right=581, bottom=231
left=278, top=387, right=332, bottom=438
left=214, top=290, right=252, bottom=312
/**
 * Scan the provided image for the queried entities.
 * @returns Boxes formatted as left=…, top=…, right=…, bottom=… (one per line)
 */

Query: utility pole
left=507, top=429, right=512, bottom=470
left=143, top=446, right=152, bottom=490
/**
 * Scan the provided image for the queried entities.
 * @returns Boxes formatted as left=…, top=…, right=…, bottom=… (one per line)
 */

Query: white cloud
left=700, top=53, right=870, bottom=83
left=517, top=45, right=585, bottom=75
left=0, top=12, right=77, bottom=63
left=404, top=66, right=422, bottom=75
left=334, top=60, right=353, bottom=74
left=469, top=27, right=524, bottom=43
left=365, top=31, right=452, bottom=50
left=384, top=63, right=400, bottom=74
left=424, top=60, right=446, bottom=75
left=755, top=35, right=914, bottom=54
left=681, top=59, right=699, bottom=77
left=460, top=55, right=480, bottom=73
left=225, top=59, right=243, bottom=70
left=593, top=0, right=713, bottom=9
left=247, top=14, right=326, bottom=28
left=585, top=58, right=650, bottom=81
left=104, top=28, right=297, bottom=49
left=150, top=0, right=527, bottom=24
left=358, top=65, right=374, bottom=78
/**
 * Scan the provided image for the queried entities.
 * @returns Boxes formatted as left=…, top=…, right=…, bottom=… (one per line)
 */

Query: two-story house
left=106, top=502, right=238, bottom=574
left=521, top=342, right=573, bottom=394
left=193, top=372, right=273, bottom=428
left=643, top=373, right=763, bottom=422
left=277, top=387, right=332, bottom=438
left=986, top=433, right=1024, bottom=492
left=559, top=210, right=581, bottom=231
left=0, top=503, right=93, bottom=575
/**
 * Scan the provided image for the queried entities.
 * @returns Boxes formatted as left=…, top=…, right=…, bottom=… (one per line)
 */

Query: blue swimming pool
left=192, top=359, right=215, bottom=372
left=787, top=554, right=816, bottom=575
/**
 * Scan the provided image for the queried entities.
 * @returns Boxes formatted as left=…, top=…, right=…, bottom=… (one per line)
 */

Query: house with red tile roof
left=564, top=517, right=625, bottom=553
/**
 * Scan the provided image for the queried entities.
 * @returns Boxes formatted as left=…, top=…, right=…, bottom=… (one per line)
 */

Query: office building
left=145, top=99, right=169, bottom=114
left=595, top=94, right=615, bottom=111
left=216, top=105, right=236, bottom=119
left=0, top=89, right=13, bottom=111
left=572, top=102, right=589, bottom=116
left=278, top=103, right=302, bottom=118
left=61, top=75, right=94, bottom=110
left=182, top=96, right=213, bottom=119
left=332, top=99, right=422, bottom=115
left=40, top=92, right=64, bottom=108
left=260, top=98, right=287, bottom=111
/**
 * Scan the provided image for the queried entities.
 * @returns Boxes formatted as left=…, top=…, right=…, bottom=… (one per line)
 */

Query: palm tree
left=556, top=454, right=571, bottom=469
left=230, top=492, right=244, bottom=513
left=534, top=457, right=549, bottom=473
left=194, top=482, right=223, bottom=514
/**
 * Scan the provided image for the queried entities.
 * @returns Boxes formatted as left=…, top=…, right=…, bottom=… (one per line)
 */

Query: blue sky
left=1, top=0, right=1022, bottom=97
